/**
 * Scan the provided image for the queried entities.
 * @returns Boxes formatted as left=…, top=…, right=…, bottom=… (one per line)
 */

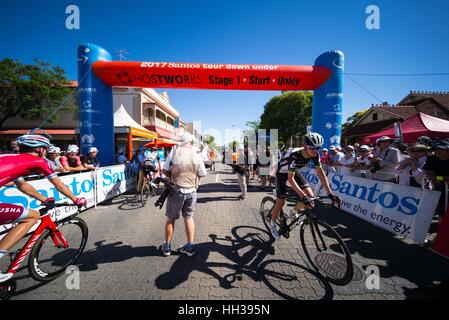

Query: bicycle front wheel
left=300, top=219, right=353, bottom=286
left=28, top=217, right=88, bottom=282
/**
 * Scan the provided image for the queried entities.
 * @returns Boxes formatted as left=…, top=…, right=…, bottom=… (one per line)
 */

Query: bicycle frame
left=2, top=205, right=73, bottom=282
left=282, top=196, right=338, bottom=251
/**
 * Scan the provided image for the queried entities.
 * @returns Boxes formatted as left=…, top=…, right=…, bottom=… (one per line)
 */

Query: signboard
left=0, top=165, right=137, bottom=237
left=92, top=61, right=332, bottom=91
left=296, top=168, right=441, bottom=244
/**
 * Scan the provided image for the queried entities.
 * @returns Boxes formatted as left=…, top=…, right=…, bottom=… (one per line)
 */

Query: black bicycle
left=140, top=169, right=163, bottom=207
left=260, top=194, right=353, bottom=286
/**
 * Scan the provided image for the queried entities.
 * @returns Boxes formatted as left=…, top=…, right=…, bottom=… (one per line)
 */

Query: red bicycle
left=0, top=202, right=88, bottom=300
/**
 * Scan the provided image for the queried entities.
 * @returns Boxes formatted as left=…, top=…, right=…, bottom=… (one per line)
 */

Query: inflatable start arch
left=77, top=43, right=344, bottom=165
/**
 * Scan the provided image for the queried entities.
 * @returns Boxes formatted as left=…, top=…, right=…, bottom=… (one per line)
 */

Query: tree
left=259, top=91, right=313, bottom=145
left=203, top=134, right=217, bottom=149
left=342, top=109, right=369, bottom=131
left=242, top=120, right=261, bottom=140
left=228, top=140, right=239, bottom=151
left=0, top=58, right=72, bottom=129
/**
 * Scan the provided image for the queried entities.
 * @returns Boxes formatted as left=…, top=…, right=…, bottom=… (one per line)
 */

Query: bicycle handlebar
left=39, top=202, right=82, bottom=214
left=296, top=195, right=341, bottom=209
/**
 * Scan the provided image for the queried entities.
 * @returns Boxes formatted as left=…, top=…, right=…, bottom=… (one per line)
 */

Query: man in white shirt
left=161, top=134, right=207, bottom=257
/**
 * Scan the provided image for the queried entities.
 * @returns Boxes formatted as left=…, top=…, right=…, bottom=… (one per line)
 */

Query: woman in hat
left=337, top=145, right=356, bottom=175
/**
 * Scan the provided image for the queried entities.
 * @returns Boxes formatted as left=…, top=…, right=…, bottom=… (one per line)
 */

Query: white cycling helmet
left=67, top=144, right=79, bottom=153
left=16, top=134, right=51, bottom=149
left=304, top=132, right=324, bottom=148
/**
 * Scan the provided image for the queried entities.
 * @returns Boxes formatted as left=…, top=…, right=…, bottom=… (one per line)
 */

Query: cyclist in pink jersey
left=0, top=132, right=86, bottom=282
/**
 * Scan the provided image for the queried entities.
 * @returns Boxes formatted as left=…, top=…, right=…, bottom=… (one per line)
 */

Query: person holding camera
left=160, top=133, right=206, bottom=257
left=370, top=136, right=401, bottom=183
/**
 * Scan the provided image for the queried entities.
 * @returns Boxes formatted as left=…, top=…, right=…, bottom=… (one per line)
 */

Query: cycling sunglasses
left=306, top=146, right=321, bottom=151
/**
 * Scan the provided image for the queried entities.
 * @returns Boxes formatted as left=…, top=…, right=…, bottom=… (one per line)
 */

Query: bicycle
left=140, top=168, right=162, bottom=207
left=0, top=202, right=88, bottom=300
left=260, top=194, right=353, bottom=286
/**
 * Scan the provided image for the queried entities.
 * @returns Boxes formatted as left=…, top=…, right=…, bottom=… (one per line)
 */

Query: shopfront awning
left=363, top=112, right=449, bottom=144
left=145, top=137, right=178, bottom=148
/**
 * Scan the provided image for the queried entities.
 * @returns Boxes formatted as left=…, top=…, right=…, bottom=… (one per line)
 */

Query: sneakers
left=178, top=243, right=196, bottom=257
left=161, top=242, right=171, bottom=256
left=269, top=220, right=280, bottom=240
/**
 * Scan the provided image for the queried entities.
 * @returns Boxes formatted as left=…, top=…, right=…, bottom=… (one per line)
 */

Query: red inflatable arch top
left=92, top=61, right=332, bottom=91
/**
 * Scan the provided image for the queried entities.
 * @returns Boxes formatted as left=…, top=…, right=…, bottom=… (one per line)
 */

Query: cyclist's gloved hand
left=328, top=193, right=341, bottom=207
left=74, top=197, right=87, bottom=208
left=42, top=197, right=55, bottom=206
left=301, top=197, right=315, bottom=209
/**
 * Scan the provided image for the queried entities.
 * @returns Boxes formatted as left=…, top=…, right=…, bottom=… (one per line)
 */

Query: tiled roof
left=343, top=118, right=398, bottom=137
left=371, top=105, right=418, bottom=120
left=399, top=91, right=449, bottom=110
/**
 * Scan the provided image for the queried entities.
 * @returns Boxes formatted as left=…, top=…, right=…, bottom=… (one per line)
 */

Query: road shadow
left=311, top=204, right=449, bottom=300
left=154, top=225, right=333, bottom=299
left=75, top=240, right=161, bottom=271
left=196, top=196, right=241, bottom=203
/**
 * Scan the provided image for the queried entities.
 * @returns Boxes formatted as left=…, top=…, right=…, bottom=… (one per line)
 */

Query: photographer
left=160, top=133, right=206, bottom=257
left=370, top=136, right=401, bottom=183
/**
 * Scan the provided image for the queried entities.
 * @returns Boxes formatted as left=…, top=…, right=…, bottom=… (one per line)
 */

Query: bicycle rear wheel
left=141, top=182, right=155, bottom=206
left=300, top=218, right=353, bottom=286
left=28, top=217, right=88, bottom=282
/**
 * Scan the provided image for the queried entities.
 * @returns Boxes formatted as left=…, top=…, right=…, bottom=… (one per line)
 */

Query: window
left=156, top=109, right=166, bottom=122
left=373, top=113, right=378, bottom=121
left=147, top=108, right=154, bottom=118
left=167, top=116, right=174, bottom=126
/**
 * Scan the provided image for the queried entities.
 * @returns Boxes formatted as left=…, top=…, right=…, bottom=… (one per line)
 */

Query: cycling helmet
left=304, top=132, right=324, bottom=148
left=16, top=134, right=51, bottom=148
left=48, top=145, right=61, bottom=154
left=67, top=144, right=79, bottom=153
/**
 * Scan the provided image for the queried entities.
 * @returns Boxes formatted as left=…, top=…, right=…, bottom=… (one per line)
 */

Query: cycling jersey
left=0, top=154, right=57, bottom=225
left=277, top=148, right=321, bottom=174
left=275, top=148, right=321, bottom=199
left=0, top=154, right=57, bottom=187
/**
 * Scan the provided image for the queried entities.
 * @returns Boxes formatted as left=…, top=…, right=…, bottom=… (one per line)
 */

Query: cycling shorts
left=0, top=203, right=29, bottom=225
left=275, top=172, right=310, bottom=199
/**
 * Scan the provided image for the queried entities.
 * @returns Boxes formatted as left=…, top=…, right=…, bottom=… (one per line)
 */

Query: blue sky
left=1, top=0, right=448, bottom=145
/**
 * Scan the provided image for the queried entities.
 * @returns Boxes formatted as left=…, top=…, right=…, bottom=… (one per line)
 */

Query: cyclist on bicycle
left=0, top=132, right=87, bottom=282
left=143, top=147, right=160, bottom=178
left=269, top=132, right=339, bottom=240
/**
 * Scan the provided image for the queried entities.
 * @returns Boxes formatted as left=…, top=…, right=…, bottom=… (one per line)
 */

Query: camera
left=155, top=188, right=170, bottom=209
left=153, top=177, right=175, bottom=209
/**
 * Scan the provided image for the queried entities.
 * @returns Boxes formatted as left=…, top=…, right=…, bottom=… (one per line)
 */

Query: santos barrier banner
left=297, top=167, right=441, bottom=244
left=0, top=165, right=137, bottom=237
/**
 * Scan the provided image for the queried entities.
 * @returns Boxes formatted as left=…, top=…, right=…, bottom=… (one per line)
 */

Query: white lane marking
left=215, top=174, right=220, bottom=182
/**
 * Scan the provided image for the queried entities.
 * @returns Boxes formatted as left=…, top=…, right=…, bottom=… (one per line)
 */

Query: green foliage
left=342, top=109, right=369, bottom=130
left=228, top=140, right=239, bottom=151
left=203, top=134, right=217, bottom=148
left=0, top=58, right=72, bottom=128
left=259, top=91, right=312, bottom=144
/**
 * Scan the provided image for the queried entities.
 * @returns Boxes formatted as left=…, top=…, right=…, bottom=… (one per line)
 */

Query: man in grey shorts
left=161, top=133, right=207, bottom=257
